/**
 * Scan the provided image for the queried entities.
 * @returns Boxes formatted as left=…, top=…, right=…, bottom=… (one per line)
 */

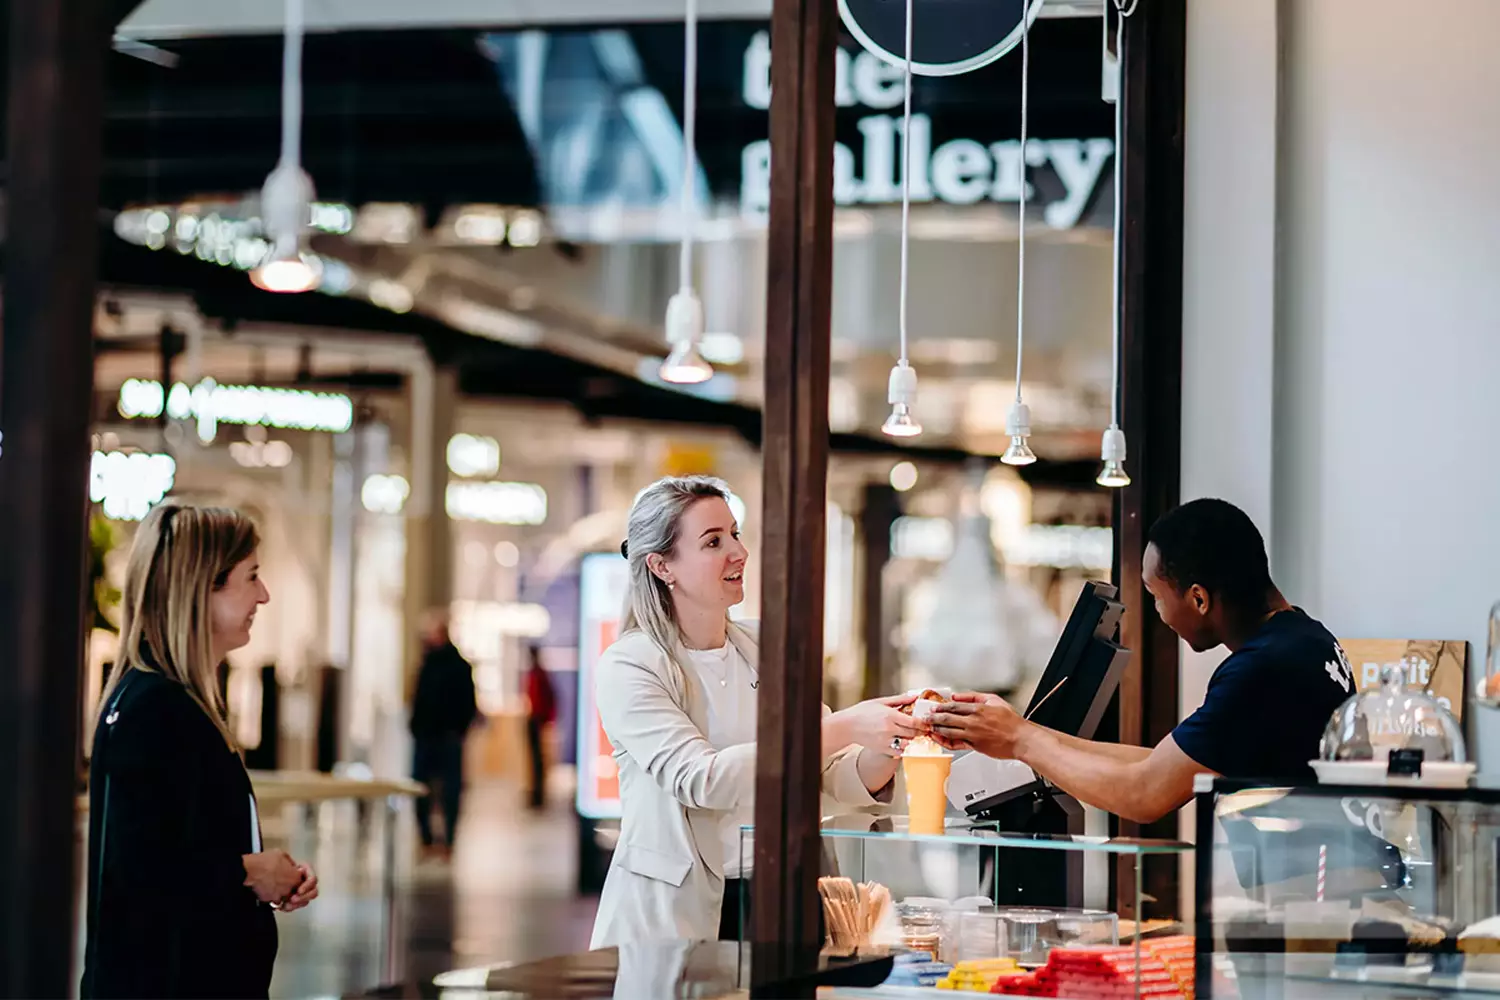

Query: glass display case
left=1195, top=776, right=1500, bottom=998
left=741, top=815, right=1196, bottom=996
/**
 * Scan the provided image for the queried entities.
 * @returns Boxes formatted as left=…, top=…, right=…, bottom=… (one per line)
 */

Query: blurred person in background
left=83, top=501, right=318, bottom=1000
left=523, top=644, right=556, bottom=810
left=590, top=475, right=918, bottom=948
left=410, top=609, right=478, bottom=861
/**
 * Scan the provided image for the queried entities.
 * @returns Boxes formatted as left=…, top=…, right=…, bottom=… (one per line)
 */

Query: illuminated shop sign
left=485, top=25, right=1112, bottom=232
left=576, top=552, right=630, bottom=820
left=361, top=474, right=410, bottom=514
left=446, top=433, right=501, bottom=478
left=117, top=378, right=354, bottom=442
left=740, top=32, right=1111, bottom=227
left=445, top=481, right=548, bottom=525
left=360, top=475, right=548, bottom=525
left=91, top=450, right=176, bottom=521
left=893, top=517, right=1110, bottom=570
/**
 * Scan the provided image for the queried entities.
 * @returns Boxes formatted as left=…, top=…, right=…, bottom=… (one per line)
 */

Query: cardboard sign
left=1338, top=639, right=1469, bottom=721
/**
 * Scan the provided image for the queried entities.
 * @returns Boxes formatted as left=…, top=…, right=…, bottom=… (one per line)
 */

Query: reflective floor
left=270, top=780, right=598, bottom=998
left=74, top=778, right=598, bottom=999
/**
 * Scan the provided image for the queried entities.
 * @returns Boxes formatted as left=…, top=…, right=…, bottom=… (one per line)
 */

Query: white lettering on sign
left=118, top=377, right=354, bottom=443
left=738, top=31, right=1112, bottom=227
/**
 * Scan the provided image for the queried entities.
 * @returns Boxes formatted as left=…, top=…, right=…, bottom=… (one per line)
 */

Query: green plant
left=88, top=514, right=121, bottom=634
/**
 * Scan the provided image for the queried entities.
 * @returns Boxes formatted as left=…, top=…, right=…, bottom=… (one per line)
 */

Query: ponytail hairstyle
left=619, top=475, right=733, bottom=655
left=98, top=500, right=259, bottom=750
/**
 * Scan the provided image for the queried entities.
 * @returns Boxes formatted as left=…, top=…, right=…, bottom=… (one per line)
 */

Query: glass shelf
left=738, top=814, right=1192, bottom=855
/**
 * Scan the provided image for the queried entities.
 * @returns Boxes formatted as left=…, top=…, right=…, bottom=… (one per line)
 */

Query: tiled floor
left=267, top=780, right=598, bottom=998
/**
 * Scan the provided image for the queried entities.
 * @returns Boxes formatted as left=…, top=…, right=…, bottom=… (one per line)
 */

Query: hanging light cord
left=281, top=0, right=303, bottom=169
left=1109, top=0, right=1137, bottom=428
left=897, top=0, right=914, bottom=367
left=1109, top=59, right=1122, bottom=430
left=1013, top=2, right=1032, bottom=404
left=678, top=0, right=699, bottom=293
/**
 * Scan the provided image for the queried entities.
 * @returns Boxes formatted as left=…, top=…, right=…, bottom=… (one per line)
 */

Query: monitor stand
left=974, top=785, right=1086, bottom=910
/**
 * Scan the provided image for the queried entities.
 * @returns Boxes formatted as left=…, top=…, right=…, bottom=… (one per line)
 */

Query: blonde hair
left=97, top=500, right=259, bottom=750
left=620, top=475, right=733, bottom=656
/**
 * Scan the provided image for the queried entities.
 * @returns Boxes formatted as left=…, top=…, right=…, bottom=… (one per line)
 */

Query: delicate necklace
left=688, top=642, right=732, bottom=688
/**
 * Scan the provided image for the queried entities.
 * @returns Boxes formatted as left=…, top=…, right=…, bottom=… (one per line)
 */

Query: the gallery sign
left=737, top=31, right=1111, bottom=227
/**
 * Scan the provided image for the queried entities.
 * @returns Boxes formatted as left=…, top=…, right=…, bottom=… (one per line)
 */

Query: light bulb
left=250, top=242, right=322, bottom=294
left=1000, top=401, right=1036, bottom=466
left=660, top=288, right=713, bottom=384
left=251, top=160, right=319, bottom=292
left=1001, top=436, right=1037, bottom=466
left=1097, top=460, right=1130, bottom=488
left=1096, top=426, right=1130, bottom=488
left=883, top=362, right=922, bottom=439
left=883, top=403, right=922, bottom=438
left=659, top=340, right=714, bottom=385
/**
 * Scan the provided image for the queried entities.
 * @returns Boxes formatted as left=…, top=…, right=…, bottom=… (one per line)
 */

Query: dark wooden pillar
left=752, top=0, right=837, bottom=989
left=858, top=483, right=900, bottom=702
left=1111, top=0, right=1187, bottom=920
left=0, top=0, right=114, bottom=991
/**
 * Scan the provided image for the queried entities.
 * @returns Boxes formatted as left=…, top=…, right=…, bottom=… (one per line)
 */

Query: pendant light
left=1097, top=0, right=1135, bottom=488
left=251, top=0, right=320, bottom=294
left=659, top=0, right=713, bottom=385
left=1001, top=6, right=1036, bottom=466
left=881, top=0, right=922, bottom=439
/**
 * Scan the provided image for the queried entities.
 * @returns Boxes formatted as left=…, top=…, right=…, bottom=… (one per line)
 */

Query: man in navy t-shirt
left=931, top=498, right=1352, bottom=824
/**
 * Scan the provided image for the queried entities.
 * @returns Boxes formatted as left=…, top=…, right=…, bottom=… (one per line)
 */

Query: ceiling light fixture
left=1097, top=0, right=1136, bottom=489
left=882, top=0, right=923, bottom=439
left=659, top=0, right=713, bottom=386
left=250, top=0, right=319, bottom=294
left=1001, top=8, right=1037, bottom=466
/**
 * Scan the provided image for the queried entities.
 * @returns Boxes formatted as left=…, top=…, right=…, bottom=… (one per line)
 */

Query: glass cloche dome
left=1320, top=664, right=1467, bottom=764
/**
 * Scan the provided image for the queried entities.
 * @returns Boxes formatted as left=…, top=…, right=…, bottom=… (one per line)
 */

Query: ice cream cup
left=902, top=741, right=953, bottom=835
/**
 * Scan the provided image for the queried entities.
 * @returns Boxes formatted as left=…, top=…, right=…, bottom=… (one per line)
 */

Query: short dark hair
left=1147, top=498, right=1272, bottom=612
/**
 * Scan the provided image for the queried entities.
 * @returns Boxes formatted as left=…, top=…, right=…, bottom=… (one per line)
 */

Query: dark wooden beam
left=751, top=0, right=837, bottom=990
left=0, top=0, right=114, bottom=992
left=1111, top=0, right=1187, bottom=921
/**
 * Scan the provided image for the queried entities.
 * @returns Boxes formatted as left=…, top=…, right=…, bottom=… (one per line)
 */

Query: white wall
left=1179, top=0, right=1282, bottom=730
left=1184, top=0, right=1500, bottom=747
left=1179, top=0, right=1500, bottom=912
left=1271, top=0, right=1500, bottom=765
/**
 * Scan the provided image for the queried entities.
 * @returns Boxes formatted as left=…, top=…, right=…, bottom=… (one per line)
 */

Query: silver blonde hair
left=620, top=475, right=733, bottom=656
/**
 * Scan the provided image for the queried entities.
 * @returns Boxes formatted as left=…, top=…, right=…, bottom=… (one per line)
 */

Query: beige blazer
left=588, top=619, right=885, bottom=949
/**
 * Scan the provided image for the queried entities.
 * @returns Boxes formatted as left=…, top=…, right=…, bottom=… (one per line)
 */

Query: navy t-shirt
left=1172, top=608, right=1352, bottom=782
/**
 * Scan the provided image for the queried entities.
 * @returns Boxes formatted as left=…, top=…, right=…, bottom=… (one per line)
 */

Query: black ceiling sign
left=838, top=0, right=1045, bottom=76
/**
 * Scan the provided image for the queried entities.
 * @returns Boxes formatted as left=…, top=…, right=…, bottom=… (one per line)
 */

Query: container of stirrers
left=817, top=876, right=891, bottom=955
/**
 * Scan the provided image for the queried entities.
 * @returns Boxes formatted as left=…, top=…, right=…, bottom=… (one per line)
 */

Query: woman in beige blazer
left=590, top=476, right=919, bottom=949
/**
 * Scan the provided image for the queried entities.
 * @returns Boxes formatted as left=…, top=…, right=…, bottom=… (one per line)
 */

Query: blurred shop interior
left=86, top=2, right=1117, bottom=781
left=71, top=0, right=1121, bottom=991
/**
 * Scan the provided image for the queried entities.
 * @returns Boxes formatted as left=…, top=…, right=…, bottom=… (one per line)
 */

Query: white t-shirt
left=684, top=642, right=758, bottom=878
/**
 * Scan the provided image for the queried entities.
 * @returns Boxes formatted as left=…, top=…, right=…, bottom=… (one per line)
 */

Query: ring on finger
left=890, top=736, right=903, bottom=751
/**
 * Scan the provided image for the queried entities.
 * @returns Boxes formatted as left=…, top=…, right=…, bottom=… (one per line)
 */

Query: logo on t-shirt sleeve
left=1325, top=643, right=1354, bottom=693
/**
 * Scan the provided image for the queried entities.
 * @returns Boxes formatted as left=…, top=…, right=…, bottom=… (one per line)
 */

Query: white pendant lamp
left=1001, top=8, right=1037, bottom=466
left=881, top=0, right=922, bottom=439
left=251, top=0, right=319, bottom=294
left=1097, top=0, right=1135, bottom=488
left=659, top=0, right=713, bottom=386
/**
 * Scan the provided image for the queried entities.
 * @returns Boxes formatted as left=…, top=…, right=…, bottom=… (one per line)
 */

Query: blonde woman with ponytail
left=82, top=501, right=318, bottom=999
left=590, top=476, right=918, bottom=949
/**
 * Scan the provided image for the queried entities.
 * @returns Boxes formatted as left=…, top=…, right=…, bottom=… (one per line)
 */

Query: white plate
left=1309, top=759, right=1475, bottom=788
